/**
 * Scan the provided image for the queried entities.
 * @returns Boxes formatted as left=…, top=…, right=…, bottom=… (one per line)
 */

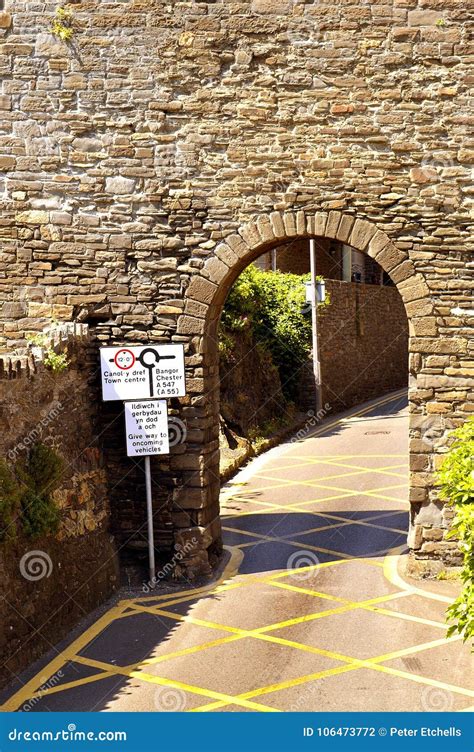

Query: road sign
left=100, top=345, right=186, bottom=401
left=124, top=400, right=170, bottom=457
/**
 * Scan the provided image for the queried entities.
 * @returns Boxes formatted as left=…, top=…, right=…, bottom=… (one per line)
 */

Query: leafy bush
left=0, top=460, right=21, bottom=540
left=220, top=265, right=328, bottom=401
left=21, top=488, right=60, bottom=539
left=20, top=442, right=64, bottom=496
left=0, top=443, right=64, bottom=540
left=435, top=416, right=474, bottom=645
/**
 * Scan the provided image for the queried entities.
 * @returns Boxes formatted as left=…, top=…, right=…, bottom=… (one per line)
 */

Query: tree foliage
left=220, top=265, right=328, bottom=401
left=435, top=417, right=474, bottom=646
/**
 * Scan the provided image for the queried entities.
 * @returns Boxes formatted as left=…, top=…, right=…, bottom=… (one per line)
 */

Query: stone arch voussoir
left=179, top=210, right=433, bottom=335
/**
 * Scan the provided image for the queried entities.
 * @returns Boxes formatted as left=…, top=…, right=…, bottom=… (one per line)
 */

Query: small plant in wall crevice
left=51, top=6, right=75, bottom=42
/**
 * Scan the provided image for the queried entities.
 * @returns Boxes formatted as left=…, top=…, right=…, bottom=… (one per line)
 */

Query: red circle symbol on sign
left=114, top=349, right=136, bottom=370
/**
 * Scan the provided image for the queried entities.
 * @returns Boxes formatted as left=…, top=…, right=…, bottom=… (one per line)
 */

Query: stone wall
left=0, top=326, right=118, bottom=687
left=318, top=280, right=409, bottom=411
left=0, top=1, right=472, bottom=575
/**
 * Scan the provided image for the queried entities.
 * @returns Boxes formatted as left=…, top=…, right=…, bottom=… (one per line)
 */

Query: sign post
left=144, top=456, right=155, bottom=584
left=309, top=239, right=323, bottom=414
left=124, top=398, right=170, bottom=585
left=100, top=346, right=187, bottom=587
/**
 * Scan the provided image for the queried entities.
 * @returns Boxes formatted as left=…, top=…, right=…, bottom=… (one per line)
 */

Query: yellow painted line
left=255, top=464, right=407, bottom=485
left=191, top=634, right=469, bottom=713
left=0, top=601, right=130, bottom=712
left=367, top=663, right=474, bottom=699
left=128, top=672, right=281, bottom=712
left=192, top=664, right=359, bottom=712
left=362, top=605, right=447, bottom=630
left=253, top=461, right=406, bottom=481
left=368, top=634, right=462, bottom=665
left=25, top=670, right=119, bottom=701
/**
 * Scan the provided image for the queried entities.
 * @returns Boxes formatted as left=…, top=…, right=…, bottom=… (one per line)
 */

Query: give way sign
left=100, top=345, right=186, bottom=402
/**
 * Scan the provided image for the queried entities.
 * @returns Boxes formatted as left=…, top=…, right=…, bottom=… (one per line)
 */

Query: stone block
left=239, top=222, right=261, bottom=249
left=176, top=315, right=205, bottom=335
left=325, top=210, right=341, bottom=239
left=105, top=176, right=136, bottom=195
left=408, top=10, right=443, bottom=26
left=335, top=214, right=355, bottom=243
left=256, top=217, right=275, bottom=243
left=270, top=211, right=285, bottom=239
left=348, top=219, right=377, bottom=251
left=15, top=210, right=49, bottom=225
left=215, top=243, right=239, bottom=268
left=186, top=276, right=217, bottom=305
left=202, top=256, right=230, bottom=285
left=313, top=212, right=328, bottom=237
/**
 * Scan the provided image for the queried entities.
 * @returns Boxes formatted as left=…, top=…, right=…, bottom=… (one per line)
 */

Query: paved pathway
left=2, top=391, right=473, bottom=712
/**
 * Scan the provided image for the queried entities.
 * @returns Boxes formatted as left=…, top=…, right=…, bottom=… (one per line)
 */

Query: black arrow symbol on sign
left=137, top=348, right=176, bottom=398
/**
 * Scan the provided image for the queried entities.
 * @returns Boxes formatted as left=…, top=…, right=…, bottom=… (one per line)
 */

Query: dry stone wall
left=0, top=325, right=118, bottom=686
left=0, top=1, right=472, bottom=576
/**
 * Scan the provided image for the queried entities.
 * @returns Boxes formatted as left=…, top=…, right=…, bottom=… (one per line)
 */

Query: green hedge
left=435, top=416, right=474, bottom=646
left=219, top=265, right=328, bottom=401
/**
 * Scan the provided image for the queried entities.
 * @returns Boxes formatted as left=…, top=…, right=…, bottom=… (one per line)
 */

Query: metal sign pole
left=310, top=239, right=323, bottom=415
left=144, top=455, right=156, bottom=586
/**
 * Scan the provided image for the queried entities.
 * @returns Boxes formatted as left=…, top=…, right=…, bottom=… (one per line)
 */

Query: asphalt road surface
left=2, top=390, right=473, bottom=712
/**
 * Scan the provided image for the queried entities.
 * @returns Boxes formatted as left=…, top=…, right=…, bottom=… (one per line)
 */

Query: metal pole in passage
left=144, top=455, right=156, bottom=586
left=310, top=238, right=323, bottom=415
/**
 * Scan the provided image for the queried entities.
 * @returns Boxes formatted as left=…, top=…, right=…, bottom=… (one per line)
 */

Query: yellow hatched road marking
left=191, top=664, right=358, bottom=712
left=0, top=602, right=130, bottom=712
left=251, top=461, right=406, bottom=480
left=127, top=671, right=281, bottom=712
left=4, top=392, right=470, bottom=714
left=192, top=634, right=469, bottom=712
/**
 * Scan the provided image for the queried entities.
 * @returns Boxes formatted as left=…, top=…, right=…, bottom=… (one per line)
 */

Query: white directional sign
left=100, top=345, right=186, bottom=401
left=124, top=400, right=170, bottom=457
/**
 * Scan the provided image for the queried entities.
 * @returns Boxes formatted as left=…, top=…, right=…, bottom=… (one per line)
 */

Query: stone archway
left=176, top=210, right=435, bottom=577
